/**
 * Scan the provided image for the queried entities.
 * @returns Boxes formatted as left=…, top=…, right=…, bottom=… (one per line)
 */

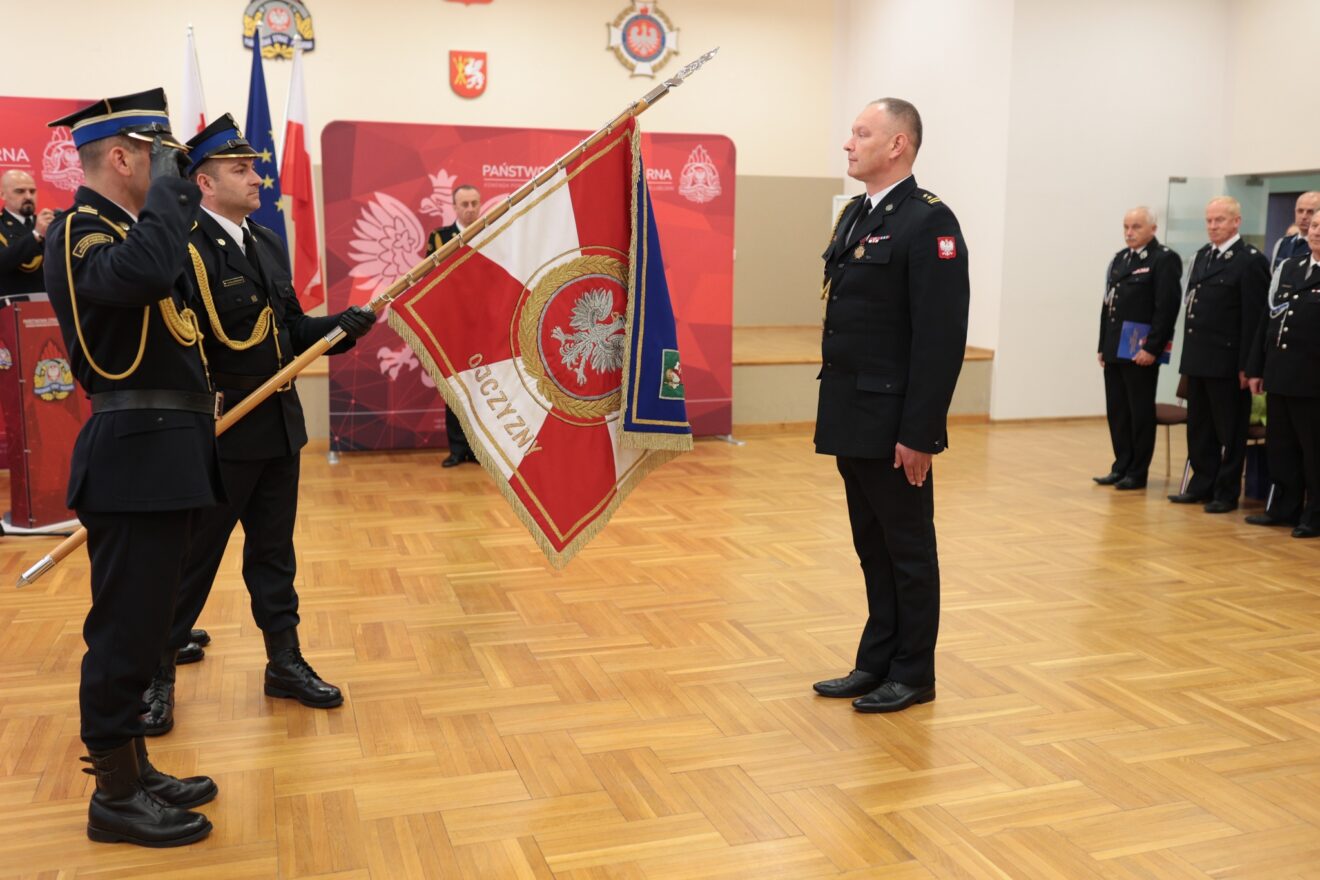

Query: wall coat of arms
left=243, top=0, right=316, bottom=59
left=607, top=1, right=679, bottom=77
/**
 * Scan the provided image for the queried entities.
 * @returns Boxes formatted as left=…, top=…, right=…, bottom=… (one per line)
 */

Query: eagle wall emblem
left=607, top=1, right=679, bottom=77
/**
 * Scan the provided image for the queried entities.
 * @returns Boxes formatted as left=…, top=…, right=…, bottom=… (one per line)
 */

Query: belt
left=91, top=390, right=221, bottom=419
left=212, top=372, right=291, bottom=392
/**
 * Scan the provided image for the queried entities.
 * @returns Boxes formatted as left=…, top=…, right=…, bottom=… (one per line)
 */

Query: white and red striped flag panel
left=178, top=27, right=207, bottom=136
left=388, top=117, right=692, bottom=566
left=281, top=39, right=324, bottom=309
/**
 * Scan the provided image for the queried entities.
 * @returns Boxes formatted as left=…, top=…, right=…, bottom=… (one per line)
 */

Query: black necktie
left=243, top=226, right=268, bottom=286
left=849, top=199, right=874, bottom=242
left=24, top=216, right=34, bottom=231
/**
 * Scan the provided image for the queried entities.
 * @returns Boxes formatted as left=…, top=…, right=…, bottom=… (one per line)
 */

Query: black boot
left=264, top=628, right=343, bottom=708
left=134, top=737, right=217, bottom=809
left=141, top=649, right=177, bottom=736
left=82, top=741, right=212, bottom=847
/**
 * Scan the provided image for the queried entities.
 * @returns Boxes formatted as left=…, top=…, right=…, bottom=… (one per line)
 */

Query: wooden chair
left=1154, top=375, right=1190, bottom=488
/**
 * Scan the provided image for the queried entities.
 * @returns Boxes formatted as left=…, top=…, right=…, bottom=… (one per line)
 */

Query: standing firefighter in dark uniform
left=1168, top=196, right=1269, bottom=513
left=0, top=169, right=56, bottom=297
left=44, top=89, right=222, bottom=847
left=139, top=115, right=376, bottom=736
left=426, top=183, right=482, bottom=466
left=1246, top=219, right=1320, bottom=538
left=1094, top=207, right=1183, bottom=490
left=812, top=98, right=969, bottom=714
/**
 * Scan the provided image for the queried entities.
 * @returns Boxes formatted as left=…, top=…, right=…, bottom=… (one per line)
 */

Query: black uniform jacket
left=43, top=181, right=223, bottom=513
left=426, top=222, right=459, bottom=256
left=1098, top=239, right=1182, bottom=362
left=1246, top=254, right=1320, bottom=397
left=188, top=210, right=350, bottom=461
left=1178, top=240, right=1269, bottom=378
left=0, top=209, right=46, bottom=296
left=814, top=176, right=970, bottom=458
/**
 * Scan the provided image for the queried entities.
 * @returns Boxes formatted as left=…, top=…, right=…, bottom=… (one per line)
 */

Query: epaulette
left=915, top=189, right=942, bottom=206
left=1246, top=245, right=1259, bottom=254
left=1161, top=246, right=1169, bottom=252
left=76, top=205, right=100, bottom=215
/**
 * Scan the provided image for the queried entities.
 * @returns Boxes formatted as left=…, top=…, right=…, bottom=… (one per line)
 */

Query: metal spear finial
left=665, top=47, right=720, bottom=88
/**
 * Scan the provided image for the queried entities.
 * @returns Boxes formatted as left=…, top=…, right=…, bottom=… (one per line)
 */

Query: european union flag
left=245, top=42, right=287, bottom=248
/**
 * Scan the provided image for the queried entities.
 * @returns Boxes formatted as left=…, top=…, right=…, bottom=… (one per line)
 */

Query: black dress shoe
left=441, top=453, right=464, bottom=468
left=1203, top=500, right=1238, bottom=514
left=141, top=651, right=176, bottom=737
left=812, top=669, right=884, bottom=698
left=1093, top=472, right=1123, bottom=486
left=1292, top=525, right=1320, bottom=539
left=189, top=629, right=210, bottom=647
left=134, top=737, right=216, bottom=809
left=1114, top=477, right=1147, bottom=490
left=852, top=680, right=936, bottom=714
left=1168, top=492, right=1211, bottom=504
left=463, top=450, right=479, bottom=464
left=82, top=741, right=211, bottom=847
left=1246, top=513, right=1296, bottom=527
left=263, top=628, right=343, bottom=708
left=174, top=642, right=205, bottom=665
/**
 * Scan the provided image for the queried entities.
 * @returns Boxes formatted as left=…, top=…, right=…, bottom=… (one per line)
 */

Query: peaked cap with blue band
left=184, top=113, right=260, bottom=175
left=47, top=87, right=188, bottom=151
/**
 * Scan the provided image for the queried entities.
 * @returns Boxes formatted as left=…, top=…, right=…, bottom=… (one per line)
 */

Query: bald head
left=844, top=98, right=923, bottom=194
left=1205, top=196, right=1242, bottom=247
left=1295, top=191, right=1320, bottom=235
left=1, top=170, right=37, bottom=216
left=1123, top=206, right=1157, bottom=250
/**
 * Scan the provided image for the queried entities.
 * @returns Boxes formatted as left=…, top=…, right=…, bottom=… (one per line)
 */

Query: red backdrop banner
left=320, top=120, right=734, bottom=451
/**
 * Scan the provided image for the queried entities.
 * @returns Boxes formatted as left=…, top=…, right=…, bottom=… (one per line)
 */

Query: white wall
left=991, top=0, right=1229, bottom=420
left=2, top=0, right=836, bottom=178
left=833, top=0, right=1015, bottom=352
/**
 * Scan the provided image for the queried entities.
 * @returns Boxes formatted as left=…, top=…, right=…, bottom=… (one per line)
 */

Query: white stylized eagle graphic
left=550, top=288, right=625, bottom=386
left=628, top=23, right=661, bottom=57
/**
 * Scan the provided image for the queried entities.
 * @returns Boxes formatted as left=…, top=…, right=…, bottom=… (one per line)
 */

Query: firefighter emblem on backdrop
left=607, top=1, right=679, bottom=77
left=32, top=340, right=74, bottom=401
left=451, top=51, right=488, bottom=98
left=678, top=144, right=722, bottom=204
left=41, top=127, right=83, bottom=192
left=243, top=0, right=316, bottom=59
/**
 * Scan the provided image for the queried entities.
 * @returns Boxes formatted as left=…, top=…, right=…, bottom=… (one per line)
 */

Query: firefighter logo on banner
left=678, top=144, right=722, bottom=204
left=451, top=51, right=488, bottom=98
left=608, top=2, right=679, bottom=77
left=32, top=340, right=74, bottom=401
left=41, top=127, right=83, bottom=193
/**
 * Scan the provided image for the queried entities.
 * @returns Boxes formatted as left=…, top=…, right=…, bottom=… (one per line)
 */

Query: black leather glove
left=149, top=135, right=189, bottom=181
left=337, top=305, right=377, bottom=339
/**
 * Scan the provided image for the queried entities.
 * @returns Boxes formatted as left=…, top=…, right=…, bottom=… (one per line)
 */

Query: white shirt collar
left=4, top=208, right=28, bottom=225
left=866, top=175, right=912, bottom=212
left=202, top=206, right=249, bottom=254
left=1210, top=234, right=1241, bottom=254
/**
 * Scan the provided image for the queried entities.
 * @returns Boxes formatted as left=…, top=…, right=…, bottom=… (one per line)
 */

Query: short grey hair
left=1127, top=206, right=1157, bottom=226
left=869, top=97, right=923, bottom=155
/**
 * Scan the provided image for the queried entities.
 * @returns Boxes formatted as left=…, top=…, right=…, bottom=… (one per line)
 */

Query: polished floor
left=1, top=419, right=1318, bottom=878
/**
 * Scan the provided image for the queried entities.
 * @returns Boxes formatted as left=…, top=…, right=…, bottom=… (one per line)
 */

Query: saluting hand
left=148, top=136, right=189, bottom=181
left=894, top=442, right=932, bottom=487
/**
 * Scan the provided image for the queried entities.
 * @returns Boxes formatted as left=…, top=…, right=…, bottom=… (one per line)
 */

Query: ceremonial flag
left=178, top=26, right=207, bottom=136
left=281, top=39, right=323, bottom=309
left=245, top=39, right=287, bottom=247
left=387, top=117, right=692, bottom=566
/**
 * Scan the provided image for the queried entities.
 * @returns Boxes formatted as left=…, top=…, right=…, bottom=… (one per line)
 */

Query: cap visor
left=125, top=131, right=190, bottom=151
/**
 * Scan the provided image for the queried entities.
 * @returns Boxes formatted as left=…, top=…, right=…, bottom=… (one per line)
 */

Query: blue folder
left=1118, top=321, right=1171, bottom=364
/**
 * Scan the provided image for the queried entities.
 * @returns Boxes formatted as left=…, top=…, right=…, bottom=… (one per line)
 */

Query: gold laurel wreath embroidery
left=517, top=254, right=627, bottom=421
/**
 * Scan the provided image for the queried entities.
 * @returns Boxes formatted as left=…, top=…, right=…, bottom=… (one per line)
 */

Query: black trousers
left=836, top=455, right=939, bottom=687
left=1103, top=361, right=1160, bottom=480
left=169, top=453, right=301, bottom=650
left=1264, top=394, right=1320, bottom=528
left=445, top=407, right=470, bottom=457
left=79, top=508, right=197, bottom=750
left=1184, top=375, right=1251, bottom=502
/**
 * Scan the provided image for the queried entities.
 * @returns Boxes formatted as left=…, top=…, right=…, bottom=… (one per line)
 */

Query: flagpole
left=15, top=47, right=719, bottom=588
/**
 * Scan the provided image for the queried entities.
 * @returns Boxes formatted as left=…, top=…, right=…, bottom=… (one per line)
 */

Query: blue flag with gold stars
left=245, top=42, right=287, bottom=247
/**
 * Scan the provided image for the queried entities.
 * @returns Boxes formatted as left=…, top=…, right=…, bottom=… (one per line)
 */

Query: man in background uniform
left=1246, top=216, right=1320, bottom=538
left=1094, top=207, right=1183, bottom=490
left=1169, top=196, right=1269, bottom=513
left=139, top=115, right=376, bottom=736
left=1269, top=192, right=1320, bottom=270
left=426, top=184, right=481, bottom=467
left=812, top=98, right=969, bottom=714
left=0, top=169, right=56, bottom=297
left=44, top=88, right=221, bottom=847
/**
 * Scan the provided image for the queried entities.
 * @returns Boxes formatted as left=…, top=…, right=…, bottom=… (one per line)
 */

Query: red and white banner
left=281, top=40, right=324, bottom=309
left=177, top=27, right=208, bottom=136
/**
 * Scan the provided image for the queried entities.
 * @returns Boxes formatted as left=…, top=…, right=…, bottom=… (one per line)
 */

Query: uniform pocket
left=857, top=373, right=905, bottom=394
left=848, top=243, right=892, bottom=265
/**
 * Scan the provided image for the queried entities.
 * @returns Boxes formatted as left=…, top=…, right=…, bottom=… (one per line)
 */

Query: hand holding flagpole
left=16, top=47, right=719, bottom=587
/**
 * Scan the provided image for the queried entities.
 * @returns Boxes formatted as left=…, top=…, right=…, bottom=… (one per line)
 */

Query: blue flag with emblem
left=245, top=41, right=287, bottom=248
left=620, top=173, right=691, bottom=448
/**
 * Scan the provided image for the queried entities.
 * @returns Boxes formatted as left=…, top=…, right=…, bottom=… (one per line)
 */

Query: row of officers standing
left=1097, top=191, right=1320, bottom=538
left=0, top=89, right=377, bottom=847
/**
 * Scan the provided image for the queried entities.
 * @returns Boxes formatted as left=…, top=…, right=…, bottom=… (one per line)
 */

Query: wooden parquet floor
left=2, top=419, right=1320, bottom=879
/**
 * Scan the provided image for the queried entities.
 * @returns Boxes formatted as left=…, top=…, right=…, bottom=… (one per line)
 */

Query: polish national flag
left=179, top=26, right=207, bottom=135
left=281, top=38, right=324, bottom=309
